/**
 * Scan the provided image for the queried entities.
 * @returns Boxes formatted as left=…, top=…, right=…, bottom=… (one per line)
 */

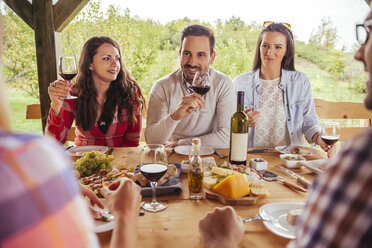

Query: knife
left=276, top=165, right=312, bottom=188
left=247, top=148, right=276, bottom=154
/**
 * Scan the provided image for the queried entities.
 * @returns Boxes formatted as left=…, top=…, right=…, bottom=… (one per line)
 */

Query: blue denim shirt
left=233, top=69, right=320, bottom=148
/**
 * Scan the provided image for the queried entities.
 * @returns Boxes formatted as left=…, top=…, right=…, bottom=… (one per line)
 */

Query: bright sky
left=101, top=0, right=370, bottom=51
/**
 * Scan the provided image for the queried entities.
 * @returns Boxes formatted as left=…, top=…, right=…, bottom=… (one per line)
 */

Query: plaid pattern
left=289, top=128, right=372, bottom=248
left=0, top=131, right=99, bottom=248
left=46, top=98, right=142, bottom=147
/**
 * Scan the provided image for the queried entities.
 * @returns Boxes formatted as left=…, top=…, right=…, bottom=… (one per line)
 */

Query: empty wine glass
left=139, top=144, right=168, bottom=212
left=59, top=56, right=78, bottom=99
left=191, top=71, right=210, bottom=114
left=320, top=121, right=340, bottom=149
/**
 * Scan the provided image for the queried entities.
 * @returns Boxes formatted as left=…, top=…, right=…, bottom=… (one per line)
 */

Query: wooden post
left=33, top=0, right=57, bottom=130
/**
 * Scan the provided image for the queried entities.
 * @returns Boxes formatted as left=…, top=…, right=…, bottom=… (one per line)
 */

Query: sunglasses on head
left=263, top=21, right=291, bottom=30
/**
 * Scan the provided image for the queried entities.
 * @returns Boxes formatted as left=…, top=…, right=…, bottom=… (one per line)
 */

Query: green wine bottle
left=229, top=91, right=249, bottom=165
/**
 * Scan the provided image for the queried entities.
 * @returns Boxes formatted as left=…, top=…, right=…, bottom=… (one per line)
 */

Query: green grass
left=296, top=57, right=365, bottom=102
left=7, top=88, right=43, bottom=135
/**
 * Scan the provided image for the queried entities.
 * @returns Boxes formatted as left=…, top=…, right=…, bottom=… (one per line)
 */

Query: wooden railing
left=314, top=99, right=372, bottom=142
left=27, top=99, right=372, bottom=144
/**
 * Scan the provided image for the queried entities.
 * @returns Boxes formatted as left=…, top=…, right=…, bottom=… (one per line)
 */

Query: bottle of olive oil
left=229, top=91, right=249, bottom=165
left=188, top=138, right=203, bottom=200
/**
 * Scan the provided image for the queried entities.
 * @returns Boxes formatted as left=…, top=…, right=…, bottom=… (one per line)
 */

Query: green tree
left=2, top=8, right=38, bottom=97
left=308, top=17, right=338, bottom=50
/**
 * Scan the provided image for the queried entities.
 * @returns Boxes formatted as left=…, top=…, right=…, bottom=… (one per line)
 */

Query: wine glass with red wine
left=191, top=71, right=210, bottom=113
left=139, top=144, right=168, bottom=212
left=59, top=56, right=78, bottom=99
left=320, top=121, right=340, bottom=149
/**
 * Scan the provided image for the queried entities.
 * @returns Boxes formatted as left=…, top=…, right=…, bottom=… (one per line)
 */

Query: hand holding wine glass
left=320, top=121, right=340, bottom=150
left=59, top=56, right=78, bottom=99
left=139, top=144, right=168, bottom=212
left=191, top=71, right=210, bottom=113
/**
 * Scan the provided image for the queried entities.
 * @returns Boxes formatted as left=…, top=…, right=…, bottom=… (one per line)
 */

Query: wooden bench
left=314, top=99, right=372, bottom=142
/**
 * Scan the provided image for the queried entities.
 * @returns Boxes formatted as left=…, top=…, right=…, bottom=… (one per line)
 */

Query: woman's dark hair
left=74, top=36, right=145, bottom=131
left=252, top=23, right=295, bottom=71
left=181, top=24, right=215, bottom=55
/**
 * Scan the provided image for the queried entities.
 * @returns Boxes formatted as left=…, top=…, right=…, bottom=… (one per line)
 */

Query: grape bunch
left=73, top=151, right=114, bottom=178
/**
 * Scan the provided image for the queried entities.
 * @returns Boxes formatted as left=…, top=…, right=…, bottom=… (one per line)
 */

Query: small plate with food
left=174, top=145, right=214, bottom=156
left=67, top=145, right=108, bottom=157
left=259, top=202, right=305, bottom=239
left=280, top=154, right=306, bottom=169
left=92, top=199, right=114, bottom=233
left=275, top=145, right=316, bottom=157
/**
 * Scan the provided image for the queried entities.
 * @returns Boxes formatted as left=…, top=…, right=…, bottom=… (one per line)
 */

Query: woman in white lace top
left=234, top=22, right=335, bottom=157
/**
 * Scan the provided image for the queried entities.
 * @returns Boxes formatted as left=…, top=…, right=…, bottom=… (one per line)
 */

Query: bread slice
left=287, top=208, right=303, bottom=225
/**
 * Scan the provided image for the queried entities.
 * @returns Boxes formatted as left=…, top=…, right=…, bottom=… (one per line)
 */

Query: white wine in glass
left=59, top=56, right=78, bottom=99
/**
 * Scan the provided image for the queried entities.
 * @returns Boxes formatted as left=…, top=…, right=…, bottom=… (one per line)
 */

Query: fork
left=242, top=214, right=272, bottom=223
left=214, top=150, right=228, bottom=159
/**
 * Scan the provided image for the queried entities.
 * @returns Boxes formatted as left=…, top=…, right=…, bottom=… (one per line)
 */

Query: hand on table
left=244, top=107, right=260, bottom=127
left=170, top=93, right=204, bottom=121
left=199, top=206, right=245, bottom=248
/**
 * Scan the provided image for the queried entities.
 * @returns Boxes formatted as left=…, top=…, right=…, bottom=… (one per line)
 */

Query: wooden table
left=97, top=147, right=326, bottom=248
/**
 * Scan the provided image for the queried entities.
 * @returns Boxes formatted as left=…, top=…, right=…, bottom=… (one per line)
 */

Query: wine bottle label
left=230, top=133, right=248, bottom=161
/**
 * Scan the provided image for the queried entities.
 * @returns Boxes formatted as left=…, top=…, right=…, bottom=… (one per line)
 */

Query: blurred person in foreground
left=46, top=36, right=145, bottom=147
left=145, top=24, right=236, bottom=148
left=0, top=29, right=141, bottom=248
left=234, top=22, right=335, bottom=157
left=199, top=14, right=372, bottom=248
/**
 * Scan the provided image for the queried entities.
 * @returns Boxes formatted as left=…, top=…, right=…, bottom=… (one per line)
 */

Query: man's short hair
left=181, top=24, right=215, bottom=55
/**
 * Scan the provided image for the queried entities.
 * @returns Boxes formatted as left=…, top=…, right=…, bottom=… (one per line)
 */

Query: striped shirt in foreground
left=0, top=131, right=99, bottom=248
left=289, top=128, right=372, bottom=248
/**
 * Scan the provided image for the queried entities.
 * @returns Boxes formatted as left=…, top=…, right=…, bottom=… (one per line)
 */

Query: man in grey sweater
left=145, top=24, right=236, bottom=149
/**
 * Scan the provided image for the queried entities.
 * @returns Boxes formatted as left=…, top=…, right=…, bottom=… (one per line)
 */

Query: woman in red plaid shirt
left=46, top=36, right=145, bottom=147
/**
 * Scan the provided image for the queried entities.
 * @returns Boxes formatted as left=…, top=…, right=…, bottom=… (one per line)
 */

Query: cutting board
left=204, top=189, right=258, bottom=206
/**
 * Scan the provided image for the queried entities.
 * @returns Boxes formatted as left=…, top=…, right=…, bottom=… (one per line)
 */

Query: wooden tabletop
left=96, top=147, right=326, bottom=248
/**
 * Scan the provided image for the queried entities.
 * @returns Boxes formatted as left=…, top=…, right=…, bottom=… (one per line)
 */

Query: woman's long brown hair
left=74, top=36, right=145, bottom=131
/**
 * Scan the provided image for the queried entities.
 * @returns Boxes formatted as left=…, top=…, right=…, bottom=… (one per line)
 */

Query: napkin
left=136, top=162, right=183, bottom=197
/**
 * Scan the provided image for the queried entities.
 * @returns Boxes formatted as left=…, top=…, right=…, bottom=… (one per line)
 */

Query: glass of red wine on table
left=139, top=144, right=168, bottom=212
left=320, top=121, right=340, bottom=150
left=59, top=56, right=78, bottom=99
left=191, top=71, right=210, bottom=114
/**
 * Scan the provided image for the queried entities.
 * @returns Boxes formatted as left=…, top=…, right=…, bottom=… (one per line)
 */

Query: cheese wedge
left=212, top=174, right=250, bottom=199
left=203, top=176, right=218, bottom=189
left=211, top=166, right=240, bottom=176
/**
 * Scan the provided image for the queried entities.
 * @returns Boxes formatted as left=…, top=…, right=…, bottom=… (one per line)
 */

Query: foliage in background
left=308, top=17, right=338, bottom=50
left=2, top=0, right=366, bottom=101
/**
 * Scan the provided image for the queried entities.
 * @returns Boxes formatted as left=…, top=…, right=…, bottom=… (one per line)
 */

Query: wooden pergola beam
left=54, top=0, right=90, bottom=32
left=3, top=0, right=34, bottom=29
left=33, top=0, right=58, bottom=129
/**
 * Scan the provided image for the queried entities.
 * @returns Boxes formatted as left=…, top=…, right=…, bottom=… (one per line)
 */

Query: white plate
left=275, top=145, right=316, bottom=157
left=67, top=146, right=108, bottom=156
left=259, top=202, right=305, bottom=239
left=93, top=199, right=114, bottom=233
left=300, top=159, right=326, bottom=174
left=174, top=145, right=214, bottom=156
